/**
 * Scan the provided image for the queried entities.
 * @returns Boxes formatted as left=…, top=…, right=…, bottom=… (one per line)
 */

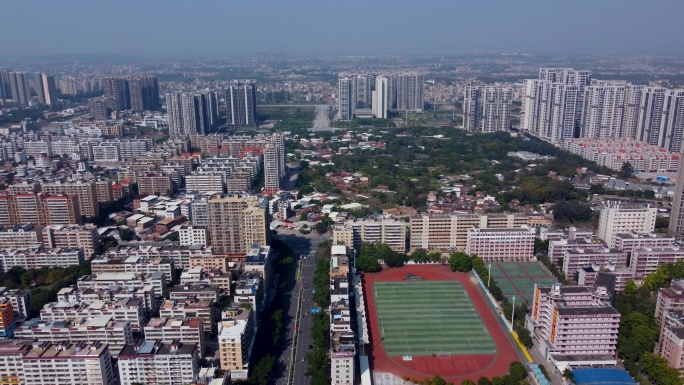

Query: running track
left=362, top=265, right=523, bottom=383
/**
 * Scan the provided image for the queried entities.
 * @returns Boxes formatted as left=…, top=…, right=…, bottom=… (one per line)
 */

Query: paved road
left=312, top=104, right=332, bottom=130
left=293, top=253, right=317, bottom=385
left=273, top=232, right=326, bottom=385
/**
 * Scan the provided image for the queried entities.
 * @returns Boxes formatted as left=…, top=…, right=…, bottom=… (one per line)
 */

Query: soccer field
left=373, top=281, right=496, bottom=357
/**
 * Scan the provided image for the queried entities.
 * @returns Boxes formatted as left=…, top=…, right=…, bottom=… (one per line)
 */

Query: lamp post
left=487, top=263, right=492, bottom=289
left=510, top=296, right=516, bottom=332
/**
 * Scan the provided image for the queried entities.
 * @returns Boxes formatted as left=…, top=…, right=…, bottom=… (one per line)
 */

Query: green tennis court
left=373, top=281, right=496, bottom=357
left=490, top=262, right=558, bottom=304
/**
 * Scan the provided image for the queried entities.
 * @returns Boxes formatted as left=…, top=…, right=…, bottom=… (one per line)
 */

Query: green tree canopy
left=355, top=254, right=381, bottom=273
left=449, top=252, right=473, bottom=272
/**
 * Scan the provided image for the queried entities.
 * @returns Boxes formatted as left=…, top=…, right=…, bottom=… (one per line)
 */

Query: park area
left=362, top=265, right=522, bottom=382
left=489, top=262, right=558, bottom=304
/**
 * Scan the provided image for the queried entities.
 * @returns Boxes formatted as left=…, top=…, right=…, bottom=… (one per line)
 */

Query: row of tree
left=241, top=239, right=297, bottom=385
left=307, top=241, right=333, bottom=384
left=0, top=263, right=92, bottom=318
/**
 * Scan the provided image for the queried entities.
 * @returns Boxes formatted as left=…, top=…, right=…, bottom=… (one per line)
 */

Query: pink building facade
left=465, top=226, right=535, bottom=262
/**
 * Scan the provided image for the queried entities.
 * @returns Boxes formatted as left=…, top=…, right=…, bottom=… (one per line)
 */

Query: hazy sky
left=2, top=0, right=683, bottom=57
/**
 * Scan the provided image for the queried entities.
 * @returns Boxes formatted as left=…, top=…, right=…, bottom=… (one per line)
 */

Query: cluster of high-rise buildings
left=463, top=85, right=513, bottom=133
left=0, top=69, right=58, bottom=106
left=87, top=76, right=160, bottom=118
left=338, top=73, right=424, bottom=120
left=521, top=68, right=684, bottom=152
left=166, top=90, right=220, bottom=136
left=166, top=80, right=257, bottom=135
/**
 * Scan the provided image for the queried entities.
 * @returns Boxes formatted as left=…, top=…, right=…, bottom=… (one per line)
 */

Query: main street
left=274, top=230, right=325, bottom=385
left=292, top=251, right=317, bottom=385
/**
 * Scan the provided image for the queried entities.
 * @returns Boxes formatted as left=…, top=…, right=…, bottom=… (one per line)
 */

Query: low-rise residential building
left=186, top=174, right=225, bottom=194
left=42, top=224, right=99, bottom=257
left=548, top=237, right=606, bottom=266
left=144, top=317, right=205, bottom=355
left=562, top=248, right=628, bottom=279
left=179, top=224, right=209, bottom=246
left=22, top=341, right=115, bottom=385
left=243, top=245, right=272, bottom=286
left=159, top=298, right=218, bottom=333
left=331, top=331, right=355, bottom=385
left=465, top=226, right=536, bottom=262
left=0, top=288, right=30, bottom=320
left=410, top=213, right=531, bottom=252
left=117, top=340, right=200, bottom=385
left=631, top=247, right=684, bottom=279
left=540, top=226, right=594, bottom=242
left=14, top=316, right=133, bottom=356
left=332, top=219, right=408, bottom=252
left=0, top=245, right=84, bottom=272
left=0, top=300, right=16, bottom=338
left=615, top=232, right=678, bottom=252
left=657, top=280, right=684, bottom=326
left=40, top=297, right=147, bottom=331
left=170, top=283, right=219, bottom=303
left=91, top=255, right=175, bottom=278
left=234, top=271, right=265, bottom=316
left=0, top=224, right=43, bottom=249
left=189, top=255, right=229, bottom=271
left=564, top=138, right=681, bottom=172
left=0, top=339, right=32, bottom=384
left=104, top=243, right=212, bottom=269
left=578, top=267, right=633, bottom=293
left=137, top=173, right=174, bottom=196
left=656, top=322, right=684, bottom=374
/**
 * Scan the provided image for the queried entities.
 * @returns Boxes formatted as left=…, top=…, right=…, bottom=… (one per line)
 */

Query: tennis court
left=373, top=281, right=496, bottom=357
left=489, top=262, right=558, bottom=304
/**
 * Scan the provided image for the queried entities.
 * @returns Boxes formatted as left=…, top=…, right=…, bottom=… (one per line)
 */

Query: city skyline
left=1, top=1, right=684, bottom=57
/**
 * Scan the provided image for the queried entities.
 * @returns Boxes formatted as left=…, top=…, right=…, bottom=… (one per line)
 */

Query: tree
left=384, top=251, right=407, bottom=268
left=624, top=279, right=637, bottom=296
left=461, top=381, right=475, bottom=385
left=250, top=354, right=275, bottom=385
left=588, top=184, right=606, bottom=194
left=562, top=368, right=575, bottom=384
left=355, top=254, right=381, bottom=273
left=449, top=252, right=473, bottom=272
left=640, top=352, right=684, bottom=385
left=410, top=250, right=429, bottom=263
left=516, top=328, right=533, bottom=349
left=477, top=378, right=492, bottom=385
left=619, top=162, right=634, bottom=178
left=618, top=312, right=659, bottom=362
left=118, top=228, right=135, bottom=241
left=508, top=361, right=527, bottom=381
left=429, top=376, right=447, bottom=385
left=428, top=252, right=442, bottom=262
left=552, top=200, right=593, bottom=223
left=314, top=221, right=329, bottom=234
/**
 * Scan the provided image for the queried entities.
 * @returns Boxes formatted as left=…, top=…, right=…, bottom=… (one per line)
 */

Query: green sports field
left=489, top=262, right=558, bottom=304
left=373, top=281, right=496, bottom=357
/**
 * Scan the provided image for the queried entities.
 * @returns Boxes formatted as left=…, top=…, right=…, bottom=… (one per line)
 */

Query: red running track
left=362, top=265, right=522, bottom=383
